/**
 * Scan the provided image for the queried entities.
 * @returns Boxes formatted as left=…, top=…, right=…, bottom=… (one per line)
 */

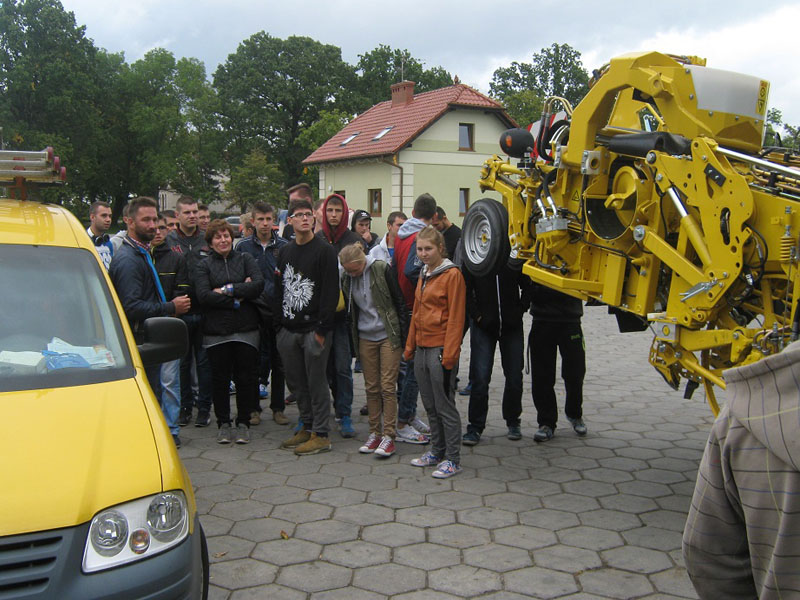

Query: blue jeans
left=159, top=359, right=181, bottom=435
left=467, top=324, right=523, bottom=432
left=179, top=314, right=212, bottom=414
left=331, top=320, right=353, bottom=419
left=397, top=357, right=419, bottom=424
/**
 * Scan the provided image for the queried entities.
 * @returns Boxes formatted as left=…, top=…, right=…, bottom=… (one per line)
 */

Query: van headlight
left=83, top=491, right=189, bottom=573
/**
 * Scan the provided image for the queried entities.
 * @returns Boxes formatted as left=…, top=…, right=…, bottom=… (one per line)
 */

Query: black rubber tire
left=200, top=524, right=209, bottom=600
left=462, top=198, right=510, bottom=277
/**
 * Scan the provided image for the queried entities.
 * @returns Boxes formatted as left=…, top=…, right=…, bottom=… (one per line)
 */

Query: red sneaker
left=359, top=433, right=381, bottom=453
left=374, top=436, right=395, bottom=457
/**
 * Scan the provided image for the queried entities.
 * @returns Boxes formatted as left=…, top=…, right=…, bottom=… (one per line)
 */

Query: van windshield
left=0, top=245, right=133, bottom=392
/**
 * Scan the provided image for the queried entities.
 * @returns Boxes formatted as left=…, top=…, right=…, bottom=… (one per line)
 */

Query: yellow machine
left=463, top=51, right=800, bottom=414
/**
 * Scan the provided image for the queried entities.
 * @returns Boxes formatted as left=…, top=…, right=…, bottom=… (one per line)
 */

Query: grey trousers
left=277, top=328, right=332, bottom=435
left=415, top=346, right=461, bottom=464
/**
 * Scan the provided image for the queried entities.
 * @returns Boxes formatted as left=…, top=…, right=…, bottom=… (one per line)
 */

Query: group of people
left=88, top=186, right=587, bottom=478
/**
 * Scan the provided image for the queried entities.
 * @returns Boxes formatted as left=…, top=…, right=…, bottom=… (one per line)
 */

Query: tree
left=214, top=33, right=355, bottom=187
left=490, top=43, right=589, bottom=107
left=502, top=90, right=544, bottom=128
left=224, top=149, right=284, bottom=213
left=0, top=0, right=104, bottom=208
left=353, top=45, right=453, bottom=112
left=529, top=43, right=589, bottom=106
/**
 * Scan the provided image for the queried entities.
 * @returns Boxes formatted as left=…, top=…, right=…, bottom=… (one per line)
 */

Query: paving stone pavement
left=178, top=307, right=721, bottom=599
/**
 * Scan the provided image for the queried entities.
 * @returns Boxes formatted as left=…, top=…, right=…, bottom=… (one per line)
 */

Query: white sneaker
left=410, top=416, right=430, bottom=434
left=396, top=424, right=429, bottom=444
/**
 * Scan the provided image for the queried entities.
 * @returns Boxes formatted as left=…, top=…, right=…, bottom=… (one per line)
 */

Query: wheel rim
left=463, top=212, right=493, bottom=266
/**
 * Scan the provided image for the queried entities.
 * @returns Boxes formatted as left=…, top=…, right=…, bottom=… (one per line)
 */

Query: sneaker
left=462, top=430, right=481, bottom=446
left=293, top=418, right=304, bottom=433
left=259, top=384, right=269, bottom=399
left=359, top=432, right=381, bottom=453
left=359, top=404, right=369, bottom=416
left=534, top=425, right=554, bottom=442
left=172, top=434, right=182, bottom=449
left=568, top=417, right=588, bottom=436
left=353, top=360, right=362, bottom=374
left=234, top=423, right=250, bottom=444
left=410, top=416, right=431, bottom=434
left=411, top=451, right=440, bottom=467
left=396, top=424, right=429, bottom=444
left=229, top=381, right=236, bottom=395
left=432, top=460, right=462, bottom=479
left=195, top=411, right=211, bottom=427
left=281, top=429, right=312, bottom=449
left=178, top=409, right=192, bottom=427
left=458, top=382, right=472, bottom=396
left=374, top=436, right=395, bottom=457
left=285, top=394, right=295, bottom=405
left=507, top=425, right=522, bottom=441
left=273, top=411, right=288, bottom=426
left=339, top=415, right=355, bottom=438
left=294, top=433, right=331, bottom=456
left=248, top=411, right=261, bottom=426
left=216, top=423, right=232, bottom=444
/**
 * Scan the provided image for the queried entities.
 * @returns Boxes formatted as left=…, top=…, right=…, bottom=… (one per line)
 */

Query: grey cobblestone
left=187, top=310, right=709, bottom=598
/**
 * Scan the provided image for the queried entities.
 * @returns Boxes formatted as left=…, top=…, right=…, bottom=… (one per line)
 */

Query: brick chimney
left=391, top=81, right=415, bottom=107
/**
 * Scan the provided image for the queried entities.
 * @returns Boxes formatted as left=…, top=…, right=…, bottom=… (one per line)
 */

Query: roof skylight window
left=372, top=126, right=393, bottom=141
left=340, top=132, right=359, bottom=146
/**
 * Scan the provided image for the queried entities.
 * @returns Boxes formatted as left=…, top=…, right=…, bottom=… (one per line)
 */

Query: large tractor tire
left=462, top=198, right=510, bottom=277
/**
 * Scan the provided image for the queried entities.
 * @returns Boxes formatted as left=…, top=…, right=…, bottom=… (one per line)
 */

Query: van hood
left=0, top=379, right=163, bottom=536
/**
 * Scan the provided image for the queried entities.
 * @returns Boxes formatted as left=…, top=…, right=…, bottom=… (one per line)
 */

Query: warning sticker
left=756, top=80, right=769, bottom=116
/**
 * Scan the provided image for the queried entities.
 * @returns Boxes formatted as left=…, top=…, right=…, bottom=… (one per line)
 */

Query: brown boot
left=249, top=411, right=261, bottom=426
left=273, top=411, right=289, bottom=425
left=294, top=433, right=331, bottom=456
left=280, top=429, right=311, bottom=449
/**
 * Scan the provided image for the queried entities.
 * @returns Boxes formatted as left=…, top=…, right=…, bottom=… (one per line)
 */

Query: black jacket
left=195, top=250, right=264, bottom=336
left=463, top=262, right=531, bottom=337
left=235, top=233, right=287, bottom=304
left=109, top=237, right=176, bottom=339
left=152, top=242, right=189, bottom=300
left=529, top=283, right=583, bottom=323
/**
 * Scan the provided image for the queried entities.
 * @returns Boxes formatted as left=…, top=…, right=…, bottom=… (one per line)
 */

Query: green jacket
left=342, top=258, right=408, bottom=355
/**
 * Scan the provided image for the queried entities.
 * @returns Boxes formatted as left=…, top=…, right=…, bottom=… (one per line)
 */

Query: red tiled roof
left=303, top=84, right=515, bottom=165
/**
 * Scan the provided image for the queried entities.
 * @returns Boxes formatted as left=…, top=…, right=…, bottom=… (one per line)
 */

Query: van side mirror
left=137, top=317, right=188, bottom=367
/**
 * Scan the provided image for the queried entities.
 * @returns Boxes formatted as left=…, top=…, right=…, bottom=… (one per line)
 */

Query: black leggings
left=207, top=341, right=259, bottom=427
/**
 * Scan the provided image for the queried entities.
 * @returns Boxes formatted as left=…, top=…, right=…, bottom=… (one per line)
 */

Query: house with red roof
left=302, top=81, right=515, bottom=230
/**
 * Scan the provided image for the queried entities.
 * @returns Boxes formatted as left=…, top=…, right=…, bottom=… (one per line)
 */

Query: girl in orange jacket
left=404, top=226, right=466, bottom=478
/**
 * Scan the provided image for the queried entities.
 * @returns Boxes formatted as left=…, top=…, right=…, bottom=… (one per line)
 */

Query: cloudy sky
left=61, top=0, right=800, bottom=126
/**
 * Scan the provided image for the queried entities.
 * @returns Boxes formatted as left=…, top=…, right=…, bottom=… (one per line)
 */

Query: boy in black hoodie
left=315, top=194, right=362, bottom=438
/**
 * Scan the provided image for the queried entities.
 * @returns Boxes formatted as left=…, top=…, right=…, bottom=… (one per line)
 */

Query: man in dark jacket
left=237, top=201, right=289, bottom=426
left=315, top=193, right=363, bottom=438
left=109, top=197, right=191, bottom=448
left=462, top=262, right=530, bottom=445
left=529, top=284, right=587, bottom=441
left=351, top=209, right=379, bottom=251
left=167, top=195, right=213, bottom=427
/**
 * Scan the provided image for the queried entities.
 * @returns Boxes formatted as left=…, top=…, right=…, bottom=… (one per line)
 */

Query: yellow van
left=0, top=199, right=208, bottom=599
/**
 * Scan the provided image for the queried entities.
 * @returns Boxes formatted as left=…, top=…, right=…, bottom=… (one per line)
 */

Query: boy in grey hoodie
left=683, top=340, right=800, bottom=599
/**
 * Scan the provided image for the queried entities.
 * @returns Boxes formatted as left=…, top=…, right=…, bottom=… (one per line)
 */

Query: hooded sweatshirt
left=316, top=194, right=363, bottom=253
left=393, top=217, right=427, bottom=309
left=404, top=258, right=466, bottom=370
left=683, top=340, right=800, bottom=599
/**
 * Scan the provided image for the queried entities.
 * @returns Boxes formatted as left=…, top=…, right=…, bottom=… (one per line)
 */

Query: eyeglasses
left=291, top=212, right=314, bottom=220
